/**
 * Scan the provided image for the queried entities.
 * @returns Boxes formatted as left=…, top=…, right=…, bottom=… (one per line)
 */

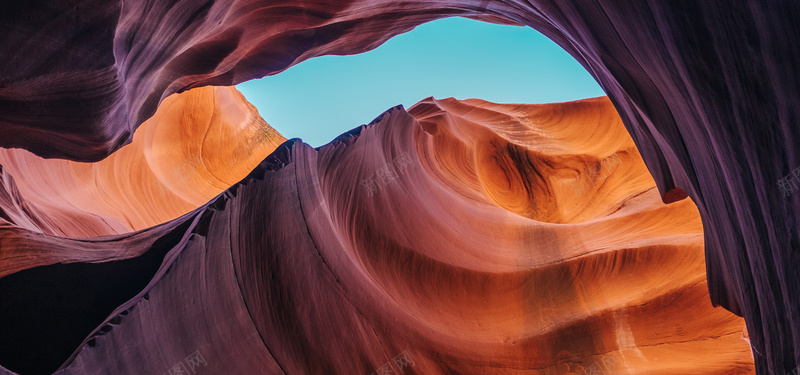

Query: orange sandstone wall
left=0, top=86, right=284, bottom=237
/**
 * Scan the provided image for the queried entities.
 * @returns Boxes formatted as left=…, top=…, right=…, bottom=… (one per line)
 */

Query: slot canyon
left=0, top=1, right=797, bottom=374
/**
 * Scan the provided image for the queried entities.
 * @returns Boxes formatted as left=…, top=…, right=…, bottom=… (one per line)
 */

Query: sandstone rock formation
left=1, top=1, right=797, bottom=374
left=0, top=85, right=284, bottom=237
left=0, top=95, right=755, bottom=374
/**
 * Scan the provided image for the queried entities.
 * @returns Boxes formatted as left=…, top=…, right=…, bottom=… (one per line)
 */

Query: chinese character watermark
left=151, top=151, right=204, bottom=198
left=570, top=153, right=623, bottom=198
left=162, top=350, right=208, bottom=375
left=368, top=350, right=416, bottom=374
left=360, top=152, right=413, bottom=197
left=578, top=351, right=622, bottom=375
left=785, top=365, right=800, bottom=375
left=777, top=166, right=800, bottom=197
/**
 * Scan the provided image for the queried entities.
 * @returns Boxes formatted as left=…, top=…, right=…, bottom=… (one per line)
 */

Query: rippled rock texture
left=0, top=96, right=754, bottom=374
left=0, top=1, right=797, bottom=374
left=0, top=85, right=284, bottom=237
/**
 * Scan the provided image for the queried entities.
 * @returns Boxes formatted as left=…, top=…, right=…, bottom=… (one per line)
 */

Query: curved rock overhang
left=0, top=1, right=797, bottom=374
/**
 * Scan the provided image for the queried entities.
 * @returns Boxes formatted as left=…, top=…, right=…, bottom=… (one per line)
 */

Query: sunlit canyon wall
left=0, top=1, right=797, bottom=374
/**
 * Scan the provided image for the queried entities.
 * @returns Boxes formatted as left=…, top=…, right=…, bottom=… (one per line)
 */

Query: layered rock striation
left=0, top=96, right=754, bottom=374
left=1, top=1, right=798, bottom=373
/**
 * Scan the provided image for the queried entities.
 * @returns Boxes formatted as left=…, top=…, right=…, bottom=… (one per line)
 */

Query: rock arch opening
left=0, top=2, right=796, bottom=374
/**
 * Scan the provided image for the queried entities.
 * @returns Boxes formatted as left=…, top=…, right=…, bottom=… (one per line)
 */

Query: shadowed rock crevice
left=0, top=217, right=195, bottom=375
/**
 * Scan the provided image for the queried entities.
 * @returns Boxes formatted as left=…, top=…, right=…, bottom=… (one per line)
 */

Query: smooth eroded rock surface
left=1, top=1, right=798, bottom=373
left=0, top=85, right=284, bottom=238
left=0, top=97, right=754, bottom=374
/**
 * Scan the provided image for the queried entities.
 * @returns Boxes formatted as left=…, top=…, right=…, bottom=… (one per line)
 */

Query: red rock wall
left=1, top=1, right=798, bottom=374
left=0, top=97, right=754, bottom=374
left=0, top=85, right=284, bottom=237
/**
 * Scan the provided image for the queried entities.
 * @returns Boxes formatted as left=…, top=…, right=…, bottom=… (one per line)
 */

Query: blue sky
left=237, top=17, right=604, bottom=147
